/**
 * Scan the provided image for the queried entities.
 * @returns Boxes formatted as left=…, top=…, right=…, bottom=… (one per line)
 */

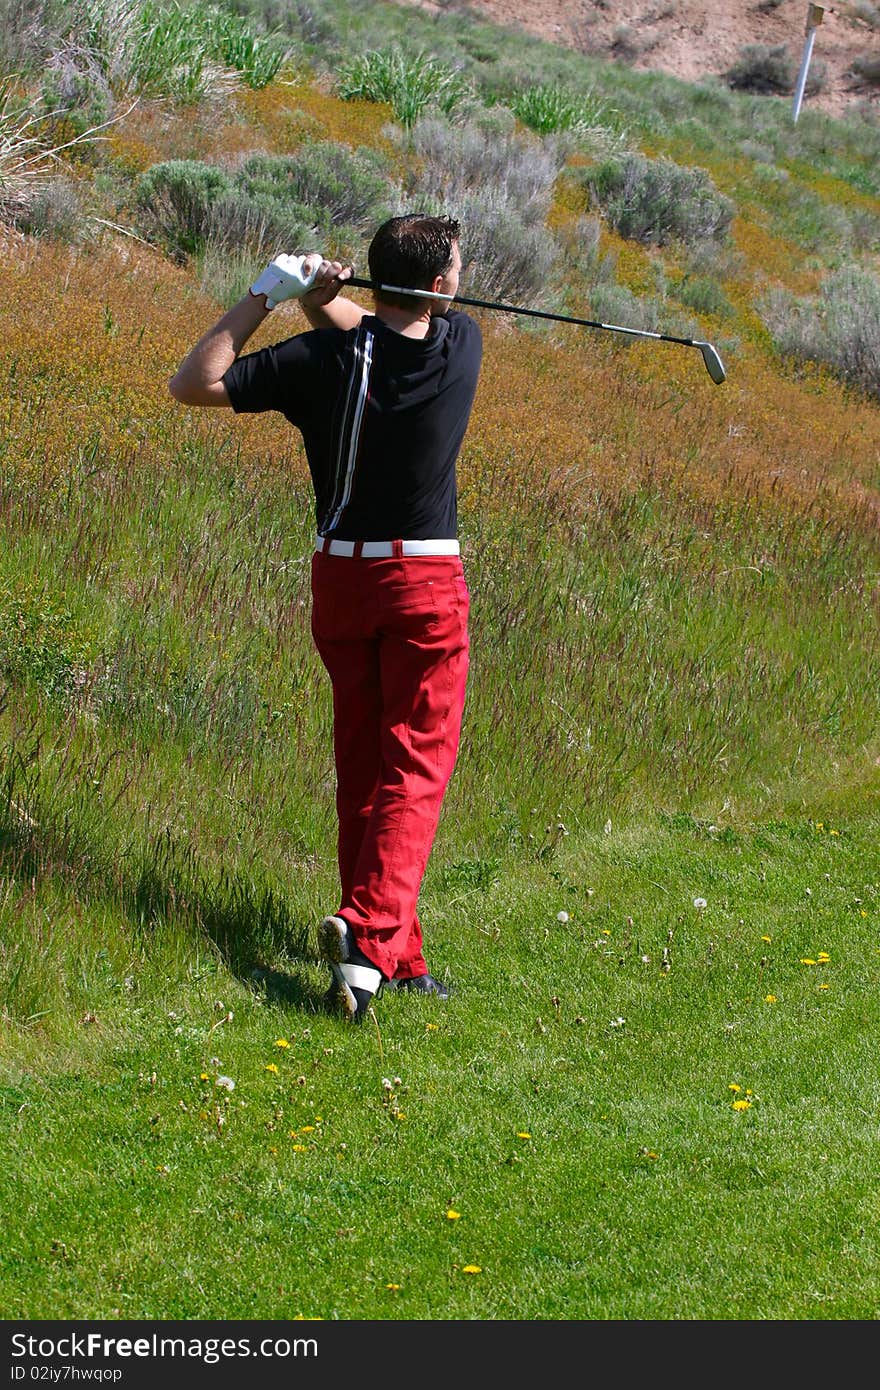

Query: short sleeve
left=222, top=332, right=322, bottom=417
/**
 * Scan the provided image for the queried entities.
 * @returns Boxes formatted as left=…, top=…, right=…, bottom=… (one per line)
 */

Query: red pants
left=310, top=549, right=470, bottom=980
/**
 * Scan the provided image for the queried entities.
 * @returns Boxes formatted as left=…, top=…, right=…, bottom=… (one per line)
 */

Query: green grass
left=3, top=807, right=879, bottom=1318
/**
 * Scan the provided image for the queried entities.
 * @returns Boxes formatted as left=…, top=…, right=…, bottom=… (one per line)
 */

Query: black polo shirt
left=223, top=310, right=482, bottom=541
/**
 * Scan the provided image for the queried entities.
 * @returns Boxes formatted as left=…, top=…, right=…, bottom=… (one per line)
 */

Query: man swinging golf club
left=169, top=214, right=482, bottom=1022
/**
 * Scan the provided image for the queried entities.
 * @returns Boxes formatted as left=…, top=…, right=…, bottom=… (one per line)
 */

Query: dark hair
left=367, top=213, right=460, bottom=309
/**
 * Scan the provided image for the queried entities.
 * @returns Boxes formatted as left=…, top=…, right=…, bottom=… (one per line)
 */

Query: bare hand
left=300, top=255, right=353, bottom=308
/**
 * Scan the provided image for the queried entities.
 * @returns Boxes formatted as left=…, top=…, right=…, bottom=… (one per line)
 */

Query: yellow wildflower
left=761, top=935, right=771, bottom=943
left=801, top=958, right=816, bottom=965
left=446, top=1209, right=461, bottom=1221
left=732, top=1099, right=752, bottom=1111
left=264, top=1063, right=279, bottom=1074
left=461, top=1265, right=481, bottom=1274
left=516, top=1132, right=532, bottom=1140
left=275, top=1038, right=290, bottom=1048
left=764, top=994, right=777, bottom=1003
left=728, top=1083, right=741, bottom=1093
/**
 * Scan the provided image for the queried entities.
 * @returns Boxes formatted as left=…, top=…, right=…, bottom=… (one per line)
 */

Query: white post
left=792, top=3, right=824, bottom=123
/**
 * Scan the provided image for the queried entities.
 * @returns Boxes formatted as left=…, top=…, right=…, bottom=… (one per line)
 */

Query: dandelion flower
left=732, top=1099, right=752, bottom=1111
left=817, top=952, right=830, bottom=962
left=764, top=994, right=777, bottom=1004
left=557, top=910, right=569, bottom=923
left=729, top=1083, right=741, bottom=1092
left=462, top=1265, right=482, bottom=1274
left=761, top=935, right=771, bottom=943
left=275, top=1038, right=290, bottom=1048
left=425, top=1023, right=438, bottom=1031
left=301, top=1125, right=315, bottom=1134
left=801, top=958, right=816, bottom=966
left=291, top=1144, right=307, bottom=1152
left=264, top=1063, right=279, bottom=1074
left=386, top=1284, right=401, bottom=1292
left=516, top=1132, right=532, bottom=1140
left=215, top=1076, right=235, bottom=1091
left=830, top=829, right=840, bottom=836
left=693, top=897, right=707, bottom=910
left=199, top=1073, right=210, bottom=1081
left=446, top=1209, right=461, bottom=1221
left=818, top=983, right=830, bottom=990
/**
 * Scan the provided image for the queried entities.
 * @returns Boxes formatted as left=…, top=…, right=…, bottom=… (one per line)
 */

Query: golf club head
left=698, top=342, right=726, bottom=385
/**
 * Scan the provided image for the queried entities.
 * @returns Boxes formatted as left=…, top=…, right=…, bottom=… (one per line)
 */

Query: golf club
left=346, top=276, right=727, bottom=384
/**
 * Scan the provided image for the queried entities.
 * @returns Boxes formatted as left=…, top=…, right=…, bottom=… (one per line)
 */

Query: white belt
left=316, top=536, right=460, bottom=557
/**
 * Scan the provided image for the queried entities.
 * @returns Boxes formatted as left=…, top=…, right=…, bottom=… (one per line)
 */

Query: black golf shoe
left=319, top=915, right=384, bottom=1023
left=385, top=973, right=450, bottom=999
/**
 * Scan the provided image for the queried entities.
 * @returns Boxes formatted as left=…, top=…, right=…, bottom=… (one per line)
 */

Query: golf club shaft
left=345, top=276, right=726, bottom=382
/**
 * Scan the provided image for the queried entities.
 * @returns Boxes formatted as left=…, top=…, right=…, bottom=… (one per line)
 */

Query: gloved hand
left=249, top=253, right=320, bottom=309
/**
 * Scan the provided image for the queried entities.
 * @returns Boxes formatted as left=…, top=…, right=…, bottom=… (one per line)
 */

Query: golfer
left=169, top=214, right=483, bottom=1021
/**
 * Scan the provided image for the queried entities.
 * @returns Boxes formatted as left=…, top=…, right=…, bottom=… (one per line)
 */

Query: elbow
left=168, top=373, right=188, bottom=404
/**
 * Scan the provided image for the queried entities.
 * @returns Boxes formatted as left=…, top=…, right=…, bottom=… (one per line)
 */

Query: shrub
left=850, top=1, right=880, bottom=29
left=204, top=190, right=316, bottom=260
left=725, top=44, right=796, bottom=94
left=851, top=55, right=880, bottom=85
left=579, top=153, right=735, bottom=247
left=13, top=174, right=83, bottom=240
left=135, top=158, right=233, bottom=259
left=508, top=82, right=618, bottom=148
left=671, top=273, right=733, bottom=319
left=760, top=264, right=880, bottom=399
left=610, top=25, right=642, bottom=63
left=446, top=189, right=560, bottom=303
left=234, top=143, right=394, bottom=232
left=336, top=46, right=472, bottom=129
left=402, top=116, right=562, bottom=220
left=136, top=142, right=397, bottom=263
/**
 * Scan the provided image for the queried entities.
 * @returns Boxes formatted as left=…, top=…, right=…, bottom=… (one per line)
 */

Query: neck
left=373, top=297, right=433, bottom=339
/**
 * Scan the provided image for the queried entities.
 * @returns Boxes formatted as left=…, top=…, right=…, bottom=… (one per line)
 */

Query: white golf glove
left=249, top=253, right=320, bottom=309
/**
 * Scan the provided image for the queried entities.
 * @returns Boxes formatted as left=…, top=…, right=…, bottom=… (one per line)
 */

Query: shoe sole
left=319, top=915, right=349, bottom=965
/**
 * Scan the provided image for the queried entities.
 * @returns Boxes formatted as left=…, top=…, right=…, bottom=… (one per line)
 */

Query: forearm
left=300, top=289, right=366, bottom=333
left=168, top=293, right=268, bottom=406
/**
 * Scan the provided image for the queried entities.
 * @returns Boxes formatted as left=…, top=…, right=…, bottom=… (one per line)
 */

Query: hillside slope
left=400, top=0, right=880, bottom=118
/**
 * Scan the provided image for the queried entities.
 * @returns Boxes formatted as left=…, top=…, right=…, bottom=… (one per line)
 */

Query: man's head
left=368, top=213, right=462, bottom=311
